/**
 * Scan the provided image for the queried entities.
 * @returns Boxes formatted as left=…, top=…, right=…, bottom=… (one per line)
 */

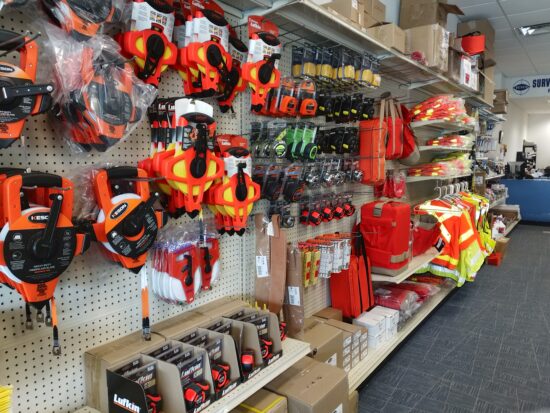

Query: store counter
left=502, top=179, right=550, bottom=222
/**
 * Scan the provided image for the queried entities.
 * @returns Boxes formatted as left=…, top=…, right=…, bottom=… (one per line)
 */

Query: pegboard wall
left=0, top=5, right=421, bottom=413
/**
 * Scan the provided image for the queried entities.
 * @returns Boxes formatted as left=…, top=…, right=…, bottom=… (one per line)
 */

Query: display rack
left=504, top=220, right=521, bottom=236
left=406, top=173, right=472, bottom=183
left=418, top=146, right=472, bottom=153
left=486, top=173, right=505, bottom=181
left=348, top=286, right=456, bottom=392
left=371, top=248, right=440, bottom=284
left=490, top=196, right=507, bottom=209
left=410, top=120, right=475, bottom=137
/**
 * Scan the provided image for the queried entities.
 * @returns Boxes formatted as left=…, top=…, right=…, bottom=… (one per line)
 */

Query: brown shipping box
left=364, top=0, right=386, bottom=22
left=327, top=0, right=361, bottom=23
left=363, top=11, right=379, bottom=29
left=313, top=307, right=343, bottom=322
left=266, top=357, right=349, bottom=413
left=457, top=19, right=495, bottom=49
left=367, top=23, right=406, bottom=53
left=349, top=391, right=359, bottom=413
left=482, top=66, right=495, bottom=105
left=400, top=0, right=463, bottom=30
left=297, top=318, right=344, bottom=367
left=406, top=24, right=449, bottom=71
left=84, top=331, right=166, bottom=412
left=494, top=89, right=509, bottom=104
left=232, top=389, right=288, bottom=413
left=494, top=237, right=510, bottom=257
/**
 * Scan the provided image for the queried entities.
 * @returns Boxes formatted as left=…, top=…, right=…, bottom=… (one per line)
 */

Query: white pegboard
left=0, top=5, right=430, bottom=413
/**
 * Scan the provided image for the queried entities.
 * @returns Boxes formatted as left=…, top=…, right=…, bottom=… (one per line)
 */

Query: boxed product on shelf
left=175, top=329, right=242, bottom=399
left=195, top=297, right=251, bottom=319
left=492, top=102, right=508, bottom=114
left=354, top=312, right=386, bottom=348
left=295, top=318, right=344, bottom=367
left=367, top=23, right=406, bottom=54
left=349, top=390, right=359, bottom=413
left=399, top=0, right=463, bottom=30
left=494, top=89, right=509, bottom=104
left=325, top=319, right=367, bottom=349
left=313, top=307, right=343, bottom=322
left=326, top=0, right=362, bottom=23
left=457, top=19, right=495, bottom=51
left=364, top=0, right=386, bottom=23
left=266, top=357, right=349, bottom=413
left=406, top=24, right=450, bottom=72
left=232, top=389, right=288, bottom=413
left=481, top=66, right=495, bottom=104
left=369, top=306, right=399, bottom=338
left=84, top=331, right=166, bottom=412
left=203, top=318, right=266, bottom=381
left=225, top=308, right=284, bottom=366
left=153, top=312, right=210, bottom=340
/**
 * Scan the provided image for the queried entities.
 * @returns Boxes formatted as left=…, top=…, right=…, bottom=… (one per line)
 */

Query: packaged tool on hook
left=242, top=16, right=281, bottom=113
left=118, top=0, right=177, bottom=87
left=0, top=30, right=53, bottom=149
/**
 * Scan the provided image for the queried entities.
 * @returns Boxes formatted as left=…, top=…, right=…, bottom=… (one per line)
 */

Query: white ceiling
left=454, top=0, right=550, bottom=77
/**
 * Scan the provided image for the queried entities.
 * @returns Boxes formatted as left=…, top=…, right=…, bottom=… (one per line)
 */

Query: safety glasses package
left=45, top=27, right=156, bottom=153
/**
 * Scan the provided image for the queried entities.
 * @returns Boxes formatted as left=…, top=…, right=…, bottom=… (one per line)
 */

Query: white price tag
left=332, top=404, right=343, bottom=413
left=256, top=256, right=269, bottom=278
left=288, top=286, right=301, bottom=306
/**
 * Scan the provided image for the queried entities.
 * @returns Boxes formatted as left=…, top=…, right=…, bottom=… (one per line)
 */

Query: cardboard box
left=400, top=0, right=463, bottom=30
left=325, top=319, right=365, bottom=346
left=152, top=311, right=210, bottom=339
left=196, top=297, right=250, bottom=319
left=494, top=89, right=509, bottom=104
left=266, top=357, right=348, bottom=413
left=299, top=318, right=344, bottom=367
left=349, top=391, right=359, bottom=413
left=492, top=102, right=508, bottom=114
left=482, top=66, right=495, bottom=105
left=314, top=307, right=343, bottom=322
left=233, top=389, right=288, bottom=413
left=363, top=0, right=385, bottom=21
left=459, top=54, right=478, bottom=91
left=458, top=19, right=495, bottom=50
left=84, top=331, right=165, bottom=412
left=494, top=237, right=510, bottom=257
left=327, top=0, right=361, bottom=23
left=367, top=23, right=406, bottom=53
left=354, top=312, right=385, bottom=338
left=363, top=11, right=379, bottom=28
left=406, top=24, right=449, bottom=72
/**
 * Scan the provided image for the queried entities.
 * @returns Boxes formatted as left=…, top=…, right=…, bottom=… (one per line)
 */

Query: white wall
left=379, top=0, right=399, bottom=24
left=526, top=114, right=550, bottom=168
left=502, top=101, right=528, bottom=162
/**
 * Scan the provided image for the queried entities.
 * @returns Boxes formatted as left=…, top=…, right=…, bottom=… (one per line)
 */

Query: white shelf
left=504, top=219, right=520, bottom=236
left=74, top=339, right=310, bottom=413
left=203, top=338, right=310, bottom=413
left=418, top=146, right=472, bottom=153
left=250, top=0, right=486, bottom=98
left=406, top=173, right=472, bottom=183
left=486, top=174, right=505, bottom=181
left=489, top=196, right=507, bottom=209
left=348, top=286, right=456, bottom=392
left=372, top=248, right=440, bottom=284
left=410, top=120, right=475, bottom=138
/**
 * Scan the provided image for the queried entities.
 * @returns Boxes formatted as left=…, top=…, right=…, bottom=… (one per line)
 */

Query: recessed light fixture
left=517, top=22, right=550, bottom=37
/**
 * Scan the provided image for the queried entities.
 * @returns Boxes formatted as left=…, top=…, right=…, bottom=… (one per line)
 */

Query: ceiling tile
left=457, top=2, right=503, bottom=17
left=534, top=63, right=550, bottom=74
left=494, top=39, right=522, bottom=51
left=494, top=28, right=517, bottom=41
left=456, top=0, right=496, bottom=8
left=506, top=9, right=550, bottom=27
left=498, top=0, right=550, bottom=16
left=488, top=17, right=510, bottom=31
left=520, top=34, right=550, bottom=46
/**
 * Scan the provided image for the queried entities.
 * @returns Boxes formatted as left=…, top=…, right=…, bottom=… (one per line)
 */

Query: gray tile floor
left=359, top=224, right=550, bottom=412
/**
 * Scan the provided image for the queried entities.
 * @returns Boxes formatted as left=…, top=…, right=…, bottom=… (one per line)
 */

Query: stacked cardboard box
left=493, top=89, right=509, bottom=114
left=362, top=0, right=386, bottom=28
left=457, top=19, right=496, bottom=67
left=325, top=319, right=368, bottom=371
left=405, top=24, right=450, bottom=72
left=367, top=23, right=406, bottom=54
left=399, top=0, right=463, bottom=30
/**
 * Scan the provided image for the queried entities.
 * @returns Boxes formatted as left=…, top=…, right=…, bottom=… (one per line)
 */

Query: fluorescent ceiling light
left=517, top=22, right=550, bottom=37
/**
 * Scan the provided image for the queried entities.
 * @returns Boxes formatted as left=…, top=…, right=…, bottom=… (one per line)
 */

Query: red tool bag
left=383, top=97, right=404, bottom=160
left=329, top=232, right=374, bottom=318
left=359, top=101, right=387, bottom=185
left=359, top=201, right=411, bottom=275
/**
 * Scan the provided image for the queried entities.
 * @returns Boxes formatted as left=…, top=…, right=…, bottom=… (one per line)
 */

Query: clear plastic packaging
left=44, top=25, right=156, bottom=154
left=374, top=286, right=420, bottom=320
left=389, top=281, right=441, bottom=303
